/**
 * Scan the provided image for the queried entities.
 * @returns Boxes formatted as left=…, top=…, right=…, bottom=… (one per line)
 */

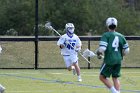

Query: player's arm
left=75, top=37, right=82, bottom=52
left=97, top=34, right=108, bottom=59
left=57, top=37, right=67, bottom=49
left=96, top=46, right=106, bottom=59
left=122, top=43, right=129, bottom=56
left=122, top=36, right=130, bottom=56
left=59, top=44, right=65, bottom=49
left=75, top=46, right=81, bottom=52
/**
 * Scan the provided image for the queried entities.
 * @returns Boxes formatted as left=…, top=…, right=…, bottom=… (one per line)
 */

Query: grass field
left=0, top=40, right=140, bottom=68
left=0, top=68, right=140, bottom=93
left=0, top=38, right=140, bottom=93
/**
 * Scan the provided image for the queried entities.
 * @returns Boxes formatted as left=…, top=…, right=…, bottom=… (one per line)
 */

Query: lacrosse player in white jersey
left=57, top=23, right=82, bottom=82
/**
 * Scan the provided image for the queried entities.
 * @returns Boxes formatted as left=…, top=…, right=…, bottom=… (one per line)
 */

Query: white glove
left=57, top=38, right=68, bottom=48
left=96, top=50, right=104, bottom=59
left=75, top=47, right=81, bottom=52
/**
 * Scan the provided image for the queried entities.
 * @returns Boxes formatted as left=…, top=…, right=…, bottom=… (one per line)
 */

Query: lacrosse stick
left=82, top=48, right=104, bottom=59
left=45, top=22, right=91, bottom=63
left=82, top=49, right=96, bottom=58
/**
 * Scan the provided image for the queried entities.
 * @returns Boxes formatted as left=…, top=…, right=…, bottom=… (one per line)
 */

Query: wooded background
left=0, top=0, right=140, bottom=36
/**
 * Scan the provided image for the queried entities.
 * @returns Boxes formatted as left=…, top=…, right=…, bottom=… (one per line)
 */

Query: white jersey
left=57, top=34, right=82, bottom=56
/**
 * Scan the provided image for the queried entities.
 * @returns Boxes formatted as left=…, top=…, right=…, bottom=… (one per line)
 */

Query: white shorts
left=63, top=55, right=78, bottom=68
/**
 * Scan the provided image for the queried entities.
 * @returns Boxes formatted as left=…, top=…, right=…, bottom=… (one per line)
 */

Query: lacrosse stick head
left=45, top=21, right=53, bottom=30
left=82, top=49, right=90, bottom=57
left=82, top=49, right=96, bottom=58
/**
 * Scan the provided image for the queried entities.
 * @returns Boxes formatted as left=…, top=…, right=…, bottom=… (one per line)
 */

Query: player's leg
left=67, top=66, right=73, bottom=71
left=71, top=65, right=76, bottom=75
left=63, top=56, right=72, bottom=71
left=63, top=55, right=77, bottom=76
left=112, top=64, right=121, bottom=93
left=112, top=78, right=120, bottom=93
left=71, top=55, right=82, bottom=82
left=100, top=63, right=118, bottom=93
left=99, top=75, right=112, bottom=88
left=73, top=62, right=80, bottom=75
left=99, top=75, right=118, bottom=93
left=67, top=65, right=76, bottom=76
left=73, top=62, right=82, bottom=81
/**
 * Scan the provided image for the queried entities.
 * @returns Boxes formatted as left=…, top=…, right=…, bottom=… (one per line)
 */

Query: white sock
left=110, top=86, right=117, bottom=93
left=78, top=75, right=82, bottom=79
left=78, top=75, right=82, bottom=82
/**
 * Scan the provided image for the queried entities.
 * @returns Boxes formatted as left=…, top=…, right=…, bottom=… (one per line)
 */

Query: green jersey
left=99, top=31, right=129, bottom=65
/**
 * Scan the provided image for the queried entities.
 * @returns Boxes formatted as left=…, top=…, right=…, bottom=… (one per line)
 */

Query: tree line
left=0, top=0, right=140, bottom=36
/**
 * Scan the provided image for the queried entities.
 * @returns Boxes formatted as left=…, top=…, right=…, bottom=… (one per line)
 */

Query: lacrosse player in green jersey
left=97, top=17, right=129, bottom=93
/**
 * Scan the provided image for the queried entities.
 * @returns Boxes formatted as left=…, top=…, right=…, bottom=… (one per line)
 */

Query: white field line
left=1, top=71, right=140, bottom=77
left=50, top=73, right=99, bottom=76
left=6, top=90, right=51, bottom=93
left=0, top=71, right=59, bottom=74
left=50, top=73, right=140, bottom=77
left=50, top=71, right=140, bottom=77
left=0, top=70, right=140, bottom=74
left=122, top=72, right=140, bottom=74
left=0, top=72, right=140, bottom=93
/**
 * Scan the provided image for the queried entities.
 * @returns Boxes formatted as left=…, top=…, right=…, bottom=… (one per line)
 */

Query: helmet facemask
left=67, top=27, right=75, bottom=35
left=65, top=23, right=75, bottom=36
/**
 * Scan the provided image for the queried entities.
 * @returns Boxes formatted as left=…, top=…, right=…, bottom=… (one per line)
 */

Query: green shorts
left=100, top=63, right=121, bottom=78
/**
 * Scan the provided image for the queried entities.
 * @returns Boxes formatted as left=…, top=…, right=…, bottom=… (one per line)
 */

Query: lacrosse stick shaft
left=79, top=53, right=90, bottom=63
left=52, top=28, right=62, bottom=36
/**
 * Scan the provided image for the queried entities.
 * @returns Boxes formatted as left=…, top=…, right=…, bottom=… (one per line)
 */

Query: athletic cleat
left=0, top=84, right=5, bottom=93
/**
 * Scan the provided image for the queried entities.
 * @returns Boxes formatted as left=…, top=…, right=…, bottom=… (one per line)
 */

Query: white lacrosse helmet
left=65, top=23, right=75, bottom=34
left=106, top=17, right=117, bottom=27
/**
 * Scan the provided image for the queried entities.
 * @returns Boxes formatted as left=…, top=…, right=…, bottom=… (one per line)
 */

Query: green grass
left=0, top=68, right=140, bottom=93
left=0, top=40, right=140, bottom=68
left=0, top=39, right=140, bottom=93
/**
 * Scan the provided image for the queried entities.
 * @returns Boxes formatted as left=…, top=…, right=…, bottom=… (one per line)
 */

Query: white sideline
left=0, top=72, right=140, bottom=93
left=7, top=90, right=51, bottom=93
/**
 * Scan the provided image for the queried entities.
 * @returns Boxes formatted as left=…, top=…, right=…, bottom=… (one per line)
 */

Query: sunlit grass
left=0, top=40, right=139, bottom=68
left=0, top=69, right=140, bottom=93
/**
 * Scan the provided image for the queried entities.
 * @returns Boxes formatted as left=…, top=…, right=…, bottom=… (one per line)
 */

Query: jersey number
left=112, top=36, right=119, bottom=51
left=67, top=43, right=75, bottom=50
